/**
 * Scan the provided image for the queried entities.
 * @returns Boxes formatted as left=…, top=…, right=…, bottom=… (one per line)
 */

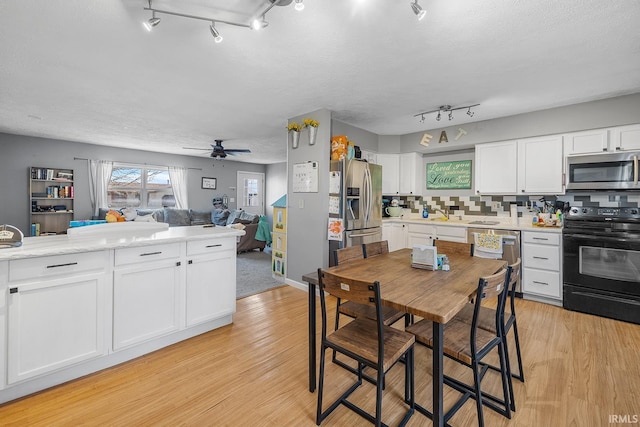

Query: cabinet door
left=563, top=129, right=609, bottom=154
left=610, top=124, right=640, bottom=151
left=359, top=149, right=378, bottom=164
left=399, top=153, right=422, bottom=195
left=518, top=135, right=564, bottom=194
left=475, top=140, right=518, bottom=194
left=7, top=274, right=106, bottom=383
left=384, top=223, right=407, bottom=252
left=377, top=154, right=400, bottom=195
left=113, top=260, right=181, bottom=350
left=186, top=250, right=236, bottom=326
left=407, top=233, right=434, bottom=248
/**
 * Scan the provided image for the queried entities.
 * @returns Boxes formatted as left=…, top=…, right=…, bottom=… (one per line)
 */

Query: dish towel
left=474, top=233, right=503, bottom=259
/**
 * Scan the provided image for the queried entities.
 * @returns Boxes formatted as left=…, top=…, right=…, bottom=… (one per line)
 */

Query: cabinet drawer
left=522, top=267, right=561, bottom=298
left=187, top=238, right=235, bottom=256
left=523, top=244, right=560, bottom=271
left=406, top=223, right=436, bottom=235
left=9, top=251, right=108, bottom=282
left=523, top=231, right=560, bottom=246
left=114, top=243, right=181, bottom=266
left=436, top=226, right=467, bottom=243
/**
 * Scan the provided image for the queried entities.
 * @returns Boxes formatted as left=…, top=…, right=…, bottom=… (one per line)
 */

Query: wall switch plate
left=230, top=198, right=235, bottom=203
left=491, top=201, right=501, bottom=210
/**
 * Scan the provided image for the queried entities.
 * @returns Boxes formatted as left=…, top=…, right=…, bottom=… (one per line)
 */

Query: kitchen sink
left=468, top=220, right=501, bottom=225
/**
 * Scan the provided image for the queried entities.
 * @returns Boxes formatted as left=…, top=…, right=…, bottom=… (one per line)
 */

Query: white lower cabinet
left=522, top=231, right=562, bottom=301
left=6, top=252, right=108, bottom=384
left=185, top=238, right=236, bottom=326
left=383, top=222, right=407, bottom=252
left=406, top=223, right=435, bottom=247
left=113, top=244, right=182, bottom=350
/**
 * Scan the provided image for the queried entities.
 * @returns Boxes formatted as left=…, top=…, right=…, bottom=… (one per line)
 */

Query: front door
left=237, top=171, right=264, bottom=216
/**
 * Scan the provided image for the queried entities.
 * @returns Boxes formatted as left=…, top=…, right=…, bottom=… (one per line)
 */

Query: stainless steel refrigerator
left=329, top=159, right=382, bottom=266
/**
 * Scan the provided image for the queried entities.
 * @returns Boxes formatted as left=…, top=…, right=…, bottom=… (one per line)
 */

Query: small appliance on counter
left=0, top=224, right=24, bottom=248
left=385, top=199, right=403, bottom=217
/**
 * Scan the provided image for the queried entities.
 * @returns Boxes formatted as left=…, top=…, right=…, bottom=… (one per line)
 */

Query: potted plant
left=287, top=122, right=302, bottom=148
left=302, top=118, right=320, bottom=145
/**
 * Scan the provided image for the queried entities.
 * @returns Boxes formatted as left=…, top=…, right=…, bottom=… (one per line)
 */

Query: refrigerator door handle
left=364, top=164, right=372, bottom=225
left=348, top=231, right=380, bottom=238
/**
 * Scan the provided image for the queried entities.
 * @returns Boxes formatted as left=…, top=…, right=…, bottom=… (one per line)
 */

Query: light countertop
left=0, top=225, right=245, bottom=261
left=382, top=215, right=562, bottom=233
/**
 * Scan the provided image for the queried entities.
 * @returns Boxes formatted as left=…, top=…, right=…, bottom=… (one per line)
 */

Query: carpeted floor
left=236, top=249, right=285, bottom=298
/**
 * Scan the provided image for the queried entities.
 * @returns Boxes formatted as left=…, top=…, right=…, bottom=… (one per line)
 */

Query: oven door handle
left=564, top=233, right=636, bottom=243
left=634, top=154, right=638, bottom=186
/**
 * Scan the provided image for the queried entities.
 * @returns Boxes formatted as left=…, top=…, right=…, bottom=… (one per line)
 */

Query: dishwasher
left=467, top=227, right=522, bottom=295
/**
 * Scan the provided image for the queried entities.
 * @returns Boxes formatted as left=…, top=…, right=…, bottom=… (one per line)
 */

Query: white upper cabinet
left=475, top=136, right=564, bottom=195
left=359, top=149, right=377, bottom=164
left=475, top=140, right=518, bottom=194
left=399, top=152, right=422, bottom=195
left=564, top=124, right=640, bottom=155
left=563, top=129, right=610, bottom=155
left=610, top=124, right=640, bottom=151
left=377, top=154, right=400, bottom=195
left=518, top=135, right=564, bottom=194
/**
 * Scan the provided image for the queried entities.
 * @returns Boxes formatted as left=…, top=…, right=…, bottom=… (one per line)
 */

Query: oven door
left=563, top=231, right=640, bottom=296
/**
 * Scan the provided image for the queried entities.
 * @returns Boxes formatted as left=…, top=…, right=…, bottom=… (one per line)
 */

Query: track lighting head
left=448, top=110, right=454, bottom=121
left=414, top=104, right=479, bottom=123
left=294, top=0, right=305, bottom=11
left=143, top=12, right=161, bottom=31
left=209, top=23, right=223, bottom=43
left=436, top=111, right=441, bottom=121
left=411, top=1, right=427, bottom=21
left=467, top=107, right=474, bottom=117
left=251, top=16, right=268, bottom=30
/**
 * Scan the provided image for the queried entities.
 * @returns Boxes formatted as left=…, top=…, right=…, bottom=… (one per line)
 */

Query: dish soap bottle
left=422, top=206, right=429, bottom=219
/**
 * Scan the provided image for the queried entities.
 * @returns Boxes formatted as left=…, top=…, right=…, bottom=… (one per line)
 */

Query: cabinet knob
left=188, top=260, right=193, bottom=265
left=9, top=287, right=18, bottom=294
left=176, top=261, right=181, bottom=267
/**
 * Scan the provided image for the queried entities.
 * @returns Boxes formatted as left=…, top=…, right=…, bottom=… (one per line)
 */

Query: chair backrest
left=363, top=240, right=389, bottom=258
left=333, top=245, right=364, bottom=266
left=317, top=268, right=384, bottom=346
left=471, top=267, right=511, bottom=351
left=507, top=258, right=522, bottom=312
left=434, top=239, right=473, bottom=256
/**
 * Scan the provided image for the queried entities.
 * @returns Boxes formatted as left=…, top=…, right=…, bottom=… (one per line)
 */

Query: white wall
left=265, top=162, right=287, bottom=226
left=0, top=133, right=266, bottom=234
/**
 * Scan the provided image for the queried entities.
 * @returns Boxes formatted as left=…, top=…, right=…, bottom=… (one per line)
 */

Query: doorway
left=237, top=171, right=265, bottom=216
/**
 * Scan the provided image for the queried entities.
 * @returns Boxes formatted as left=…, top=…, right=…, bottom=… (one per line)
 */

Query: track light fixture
left=142, top=0, right=286, bottom=41
left=295, top=0, right=305, bottom=12
left=410, top=0, right=427, bottom=21
left=209, top=23, right=223, bottom=43
left=414, top=104, right=480, bottom=123
left=143, top=11, right=161, bottom=31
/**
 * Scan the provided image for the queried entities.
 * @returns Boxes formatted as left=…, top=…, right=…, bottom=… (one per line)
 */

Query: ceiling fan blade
left=224, top=149, right=251, bottom=153
left=182, top=147, right=210, bottom=150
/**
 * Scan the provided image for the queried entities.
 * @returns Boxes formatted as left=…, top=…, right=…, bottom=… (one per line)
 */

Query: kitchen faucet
left=434, top=208, right=450, bottom=220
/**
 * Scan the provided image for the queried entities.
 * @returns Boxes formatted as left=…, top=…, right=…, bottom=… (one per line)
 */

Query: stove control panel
left=567, top=206, right=640, bottom=220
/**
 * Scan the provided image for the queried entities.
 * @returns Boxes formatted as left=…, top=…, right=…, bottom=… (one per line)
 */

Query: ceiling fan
left=183, top=140, right=251, bottom=159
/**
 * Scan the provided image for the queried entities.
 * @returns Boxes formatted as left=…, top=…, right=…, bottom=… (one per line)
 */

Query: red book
left=70, top=186, right=74, bottom=198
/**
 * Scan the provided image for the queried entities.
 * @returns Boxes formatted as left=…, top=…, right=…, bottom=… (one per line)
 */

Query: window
left=107, top=165, right=173, bottom=208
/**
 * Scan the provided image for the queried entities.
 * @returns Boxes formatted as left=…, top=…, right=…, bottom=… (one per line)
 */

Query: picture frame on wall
left=201, top=177, right=217, bottom=190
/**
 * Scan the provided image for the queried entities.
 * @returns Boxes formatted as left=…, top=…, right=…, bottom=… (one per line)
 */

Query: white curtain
left=168, top=166, right=189, bottom=209
left=88, top=160, right=113, bottom=217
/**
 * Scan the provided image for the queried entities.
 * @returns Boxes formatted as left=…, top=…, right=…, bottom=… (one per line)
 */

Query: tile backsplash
left=387, top=193, right=640, bottom=217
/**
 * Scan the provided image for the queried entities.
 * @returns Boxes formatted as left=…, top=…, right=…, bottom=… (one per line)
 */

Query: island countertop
left=0, top=224, right=245, bottom=261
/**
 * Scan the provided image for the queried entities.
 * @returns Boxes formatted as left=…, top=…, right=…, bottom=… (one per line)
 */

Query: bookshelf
left=29, top=167, right=75, bottom=236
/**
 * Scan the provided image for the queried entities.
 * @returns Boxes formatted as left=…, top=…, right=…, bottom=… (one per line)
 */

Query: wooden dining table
left=303, top=248, right=506, bottom=427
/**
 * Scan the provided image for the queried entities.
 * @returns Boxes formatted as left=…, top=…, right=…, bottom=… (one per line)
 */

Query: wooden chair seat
left=406, top=318, right=500, bottom=365
left=328, top=318, right=415, bottom=372
left=338, top=301, right=406, bottom=326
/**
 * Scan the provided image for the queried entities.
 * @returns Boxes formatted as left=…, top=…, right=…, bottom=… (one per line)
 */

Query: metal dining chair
left=454, top=258, right=524, bottom=411
left=332, top=245, right=407, bottom=385
left=406, top=267, right=513, bottom=427
left=316, top=268, right=415, bottom=427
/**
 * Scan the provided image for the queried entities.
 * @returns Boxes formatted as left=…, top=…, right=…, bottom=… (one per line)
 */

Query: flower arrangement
left=302, top=118, right=319, bottom=128
left=287, top=122, right=302, bottom=132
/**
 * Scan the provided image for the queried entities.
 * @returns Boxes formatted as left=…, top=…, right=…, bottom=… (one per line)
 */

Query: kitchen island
left=0, top=224, right=244, bottom=403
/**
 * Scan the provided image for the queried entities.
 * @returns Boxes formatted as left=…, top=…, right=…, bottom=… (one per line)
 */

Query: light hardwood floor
left=1, top=285, right=639, bottom=426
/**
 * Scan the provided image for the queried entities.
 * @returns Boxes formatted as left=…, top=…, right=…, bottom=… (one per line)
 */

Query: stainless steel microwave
left=566, top=152, right=639, bottom=190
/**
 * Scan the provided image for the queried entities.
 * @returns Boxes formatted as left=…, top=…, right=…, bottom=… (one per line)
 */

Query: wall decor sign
left=201, top=177, right=217, bottom=189
left=426, top=160, right=472, bottom=189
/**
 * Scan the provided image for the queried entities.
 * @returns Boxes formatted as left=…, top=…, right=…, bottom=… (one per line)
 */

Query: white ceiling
left=1, top=0, right=639, bottom=164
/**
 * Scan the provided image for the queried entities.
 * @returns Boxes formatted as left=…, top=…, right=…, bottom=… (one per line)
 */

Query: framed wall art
left=201, top=177, right=217, bottom=190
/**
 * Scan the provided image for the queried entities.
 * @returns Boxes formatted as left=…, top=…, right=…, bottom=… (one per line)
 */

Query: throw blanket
left=255, top=215, right=272, bottom=245
left=474, top=232, right=503, bottom=259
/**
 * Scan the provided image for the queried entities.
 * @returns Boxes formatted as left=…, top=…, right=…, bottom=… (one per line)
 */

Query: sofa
left=96, top=207, right=270, bottom=253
